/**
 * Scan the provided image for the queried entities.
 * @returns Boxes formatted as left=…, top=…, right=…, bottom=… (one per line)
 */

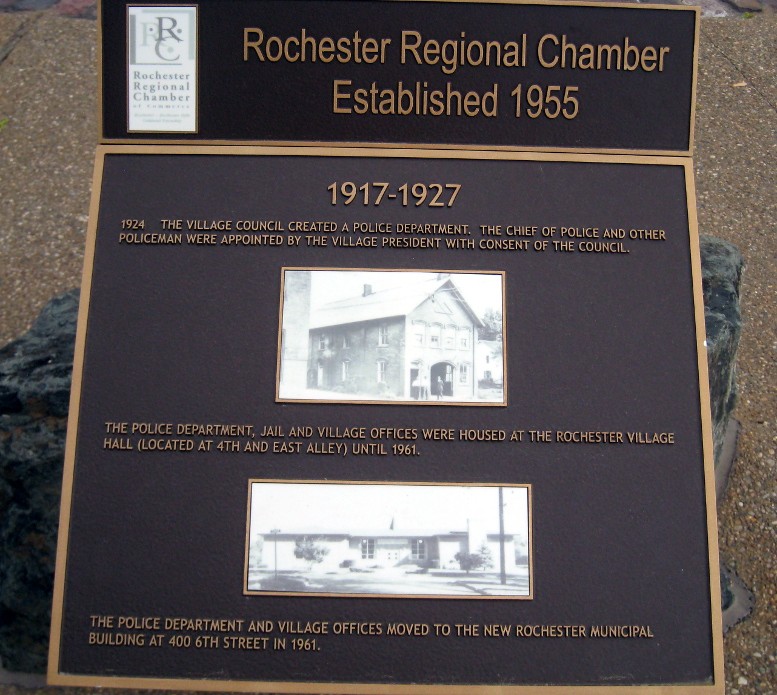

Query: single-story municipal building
left=255, top=525, right=521, bottom=573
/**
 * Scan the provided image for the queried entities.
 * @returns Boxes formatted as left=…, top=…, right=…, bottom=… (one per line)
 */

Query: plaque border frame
left=48, top=145, right=723, bottom=694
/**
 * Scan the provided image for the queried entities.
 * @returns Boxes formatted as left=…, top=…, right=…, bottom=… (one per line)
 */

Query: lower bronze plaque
left=49, top=146, right=723, bottom=692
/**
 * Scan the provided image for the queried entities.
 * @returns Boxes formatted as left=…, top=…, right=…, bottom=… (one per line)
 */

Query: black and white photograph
left=277, top=269, right=506, bottom=405
left=245, top=481, right=531, bottom=598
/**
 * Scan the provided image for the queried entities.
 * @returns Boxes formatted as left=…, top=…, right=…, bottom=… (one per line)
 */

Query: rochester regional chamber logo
left=127, top=5, right=198, bottom=132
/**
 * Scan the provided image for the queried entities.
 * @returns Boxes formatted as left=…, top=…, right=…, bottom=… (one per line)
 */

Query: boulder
left=0, top=290, right=77, bottom=673
left=700, top=236, right=744, bottom=467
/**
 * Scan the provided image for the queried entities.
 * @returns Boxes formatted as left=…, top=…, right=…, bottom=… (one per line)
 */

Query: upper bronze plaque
left=103, top=0, right=699, bottom=153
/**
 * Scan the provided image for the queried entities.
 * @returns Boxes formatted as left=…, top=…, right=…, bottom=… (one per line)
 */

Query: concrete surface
left=0, top=7, right=775, bottom=695
left=696, top=17, right=777, bottom=695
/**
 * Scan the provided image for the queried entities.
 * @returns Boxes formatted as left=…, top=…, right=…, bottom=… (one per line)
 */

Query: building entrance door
left=431, top=362, right=454, bottom=397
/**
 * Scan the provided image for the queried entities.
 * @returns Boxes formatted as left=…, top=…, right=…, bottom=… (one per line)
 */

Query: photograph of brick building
left=277, top=269, right=505, bottom=404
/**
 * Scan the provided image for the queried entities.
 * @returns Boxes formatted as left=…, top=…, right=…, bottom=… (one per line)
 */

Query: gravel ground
left=696, top=17, right=777, bottom=695
left=0, top=12, right=95, bottom=348
left=0, top=9, right=775, bottom=695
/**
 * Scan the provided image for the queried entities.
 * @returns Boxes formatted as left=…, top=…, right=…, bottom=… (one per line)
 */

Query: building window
left=342, top=334, right=350, bottom=349
left=412, top=321, right=425, bottom=346
left=378, top=324, right=389, bottom=346
left=484, top=370, right=492, bottom=380
left=411, top=539, right=426, bottom=560
left=444, top=325, right=456, bottom=348
left=318, top=334, right=327, bottom=350
left=361, top=539, right=375, bottom=559
left=429, top=324, right=441, bottom=348
left=460, top=363, right=470, bottom=383
left=459, top=329, right=470, bottom=349
left=341, top=360, right=350, bottom=381
left=376, top=359, right=387, bottom=382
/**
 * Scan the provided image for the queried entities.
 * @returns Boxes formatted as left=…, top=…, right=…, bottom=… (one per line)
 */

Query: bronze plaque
left=49, top=146, right=722, bottom=693
left=102, top=0, right=699, bottom=153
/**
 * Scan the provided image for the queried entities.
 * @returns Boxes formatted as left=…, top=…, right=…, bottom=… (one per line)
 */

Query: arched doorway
left=431, top=362, right=454, bottom=398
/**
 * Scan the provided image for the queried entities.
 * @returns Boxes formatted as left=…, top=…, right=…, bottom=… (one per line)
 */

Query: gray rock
left=700, top=235, right=744, bottom=468
left=720, top=565, right=754, bottom=632
left=0, top=289, right=77, bottom=673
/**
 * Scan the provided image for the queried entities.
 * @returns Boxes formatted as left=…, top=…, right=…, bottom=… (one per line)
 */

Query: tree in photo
left=293, top=537, right=329, bottom=570
left=455, top=543, right=495, bottom=574
left=248, top=533, right=264, bottom=569
left=454, top=551, right=481, bottom=574
left=476, top=542, right=494, bottom=571
left=479, top=308, right=503, bottom=344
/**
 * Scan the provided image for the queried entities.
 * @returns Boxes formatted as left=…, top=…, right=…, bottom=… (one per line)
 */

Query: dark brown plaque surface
left=49, top=146, right=723, bottom=693
left=101, top=0, right=699, bottom=154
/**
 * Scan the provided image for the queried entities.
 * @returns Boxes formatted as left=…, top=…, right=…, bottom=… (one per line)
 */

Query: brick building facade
left=306, top=276, right=483, bottom=400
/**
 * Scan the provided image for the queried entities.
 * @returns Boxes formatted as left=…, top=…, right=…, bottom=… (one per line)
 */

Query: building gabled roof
left=309, top=276, right=484, bottom=330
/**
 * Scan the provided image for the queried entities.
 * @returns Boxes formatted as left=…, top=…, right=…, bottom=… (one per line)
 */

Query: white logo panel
left=128, top=5, right=197, bottom=132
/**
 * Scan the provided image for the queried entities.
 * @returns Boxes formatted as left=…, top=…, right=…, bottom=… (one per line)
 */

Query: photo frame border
left=243, top=478, right=534, bottom=600
left=276, top=267, right=509, bottom=407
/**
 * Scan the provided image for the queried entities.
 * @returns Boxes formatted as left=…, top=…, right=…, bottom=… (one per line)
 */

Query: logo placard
left=127, top=5, right=197, bottom=132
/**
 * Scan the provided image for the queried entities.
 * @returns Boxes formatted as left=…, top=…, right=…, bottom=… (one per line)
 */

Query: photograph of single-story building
left=245, top=481, right=531, bottom=598
left=277, top=269, right=506, bottom=404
